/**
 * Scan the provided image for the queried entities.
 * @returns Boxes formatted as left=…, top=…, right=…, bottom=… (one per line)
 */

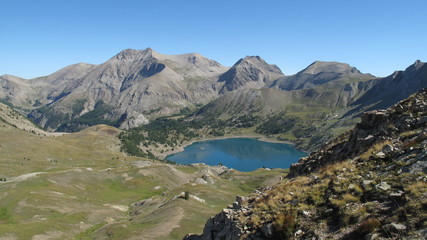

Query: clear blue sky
left=1, top=0, right=426, bottom=78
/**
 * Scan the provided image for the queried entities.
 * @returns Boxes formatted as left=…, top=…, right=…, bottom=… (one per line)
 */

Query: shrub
left=353, top=218, right=381, bottom=236
left=273, top=213, right=297, bottom=238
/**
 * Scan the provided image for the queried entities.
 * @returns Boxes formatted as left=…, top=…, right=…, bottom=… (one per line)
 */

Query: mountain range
left=1, top=48, right=426, bottom=239
left=1, top=48, right=426, bottom=140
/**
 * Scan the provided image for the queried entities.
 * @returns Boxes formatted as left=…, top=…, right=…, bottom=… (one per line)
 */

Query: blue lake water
left=166, top=138, right=307, bottom=172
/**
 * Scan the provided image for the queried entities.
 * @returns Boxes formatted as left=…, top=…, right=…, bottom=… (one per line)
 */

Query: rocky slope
left=269, top=61, right=371, bottom=91
left=219, top=56, right=284, bottom=93
left=185, top=89, right=427, bottom=240
left=26, top=48, right=230, bottom=131
left=192, top=60, right=426, bottom=151
left=0, top=63, right=97, bottom=110
left=0, top=102, right=63, bottom=136
left=348, top=60, right=427, bottom=116
left=1, top=49, right=425, bottom=139
left=0, top=49, right=289, bottom=132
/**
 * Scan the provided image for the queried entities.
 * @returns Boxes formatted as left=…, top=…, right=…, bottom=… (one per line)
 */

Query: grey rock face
left=350, top=60, right=427, bottom=113
left=183, top=209, right=243, bottom=240
left=218, top=56, right=284, bottom=93
left=4, top=48, right=229, bottom=130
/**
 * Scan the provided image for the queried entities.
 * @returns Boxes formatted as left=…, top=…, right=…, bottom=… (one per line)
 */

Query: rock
left=294, top=229, right=304, bottom=238
left=375, top=151, right=386, bottom=158
left=382, top=144, right=395, bottom=154
left=363, top=180, right=373, bottom=187
left=236, top=195, right=246, bottom=205
left=402, top=159, right=427, bottom=174
left=364, top=135, right=375, bottom=140
left=183, top=208, right=243, bottom=240
left=193, top=178, right=208, bottom=185
left=261, top=223, right=274, bottom=238
left=290, top=199, right=298, bottom=206
left=201, top=174, right=215, bottom=184
left=365, top=233, right=379, bottom=240
left=417, top=116, right=427, bottom=125
left=385, top=223, right=407, bottom=232
left=302, top=210, right=311, bottom=217
left=325, top=208, right=333, bottom=214
left=390, top=191, right=404, bottom=197
left=415, top=228, right=427, bottom=239
left=376, top=182, right=391, bottom=191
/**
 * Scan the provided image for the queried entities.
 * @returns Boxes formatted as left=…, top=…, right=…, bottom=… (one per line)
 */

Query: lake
left=166, top=138, right=306, bottom=171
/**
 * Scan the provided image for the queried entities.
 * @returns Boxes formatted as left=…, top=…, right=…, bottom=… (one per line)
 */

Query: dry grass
left=319, top=160, right=354, bottom=177
left=360, top=140, right=392, bottom=160
left=405, top=181, right=427, bottom=198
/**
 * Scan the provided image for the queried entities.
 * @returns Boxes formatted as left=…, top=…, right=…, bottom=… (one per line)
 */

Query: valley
left=0, top=112, right=288, bottom=239
left=0, top=49, right=426, bottom=240
left=3, top=49, right=425, bottom=153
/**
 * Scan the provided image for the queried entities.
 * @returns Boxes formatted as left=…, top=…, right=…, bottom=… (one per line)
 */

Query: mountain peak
left=234, top=56, right=284, bottom=75
left=113, top=48, right=157, bottom=61
left=302, top=61, right=361, bottom=75
left=407, top=59, right=425, bottom=72
left=218, top=55, right=284, bottom=93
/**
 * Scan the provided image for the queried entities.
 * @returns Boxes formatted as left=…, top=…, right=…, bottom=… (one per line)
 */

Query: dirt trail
left=3, top=172, right=46, bottom=183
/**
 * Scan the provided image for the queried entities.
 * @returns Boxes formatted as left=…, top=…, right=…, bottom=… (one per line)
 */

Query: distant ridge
left=0, top=48, right=425, bottom=136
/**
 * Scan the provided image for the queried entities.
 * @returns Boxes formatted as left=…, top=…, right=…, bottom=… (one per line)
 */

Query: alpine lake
left=166, top=138, right=307, bottom=171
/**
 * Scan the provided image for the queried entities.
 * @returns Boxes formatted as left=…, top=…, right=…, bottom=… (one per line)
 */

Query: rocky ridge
left=185, top=89, right=427, bottom=240
left=219, top=56, right=284, bottom=93
left=0, top=49, right=378, bottom=132
left=270, top=61, right=370, bottom=91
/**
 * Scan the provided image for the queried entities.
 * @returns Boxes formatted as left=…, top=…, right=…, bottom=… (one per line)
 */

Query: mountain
left=218, top=56, right=284, bottom=93
left=12, top=48, right=229, bottom=131
left=0, top=102, right=63, bottom=136
left=0, top=50, right=292, bottom=132
left=0, top=63, right=97, bottom=110
left=185, top=89, right=427, bottom=240
left=347, top=60, right=427, bottom=116
left=269, top=61, right=372, bottom=91
left=191, top=60, right=426, bottom=150
left=1, top=49, right=425, bottom=137
left=2, top=49, right=288, bottom=132
left=194, top=88, right=295, bottom=119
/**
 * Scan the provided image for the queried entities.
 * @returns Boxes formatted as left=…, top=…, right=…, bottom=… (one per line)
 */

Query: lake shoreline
left=158, top=134, right=296, bottom=160
left=163, top=136, right=306, bottom=171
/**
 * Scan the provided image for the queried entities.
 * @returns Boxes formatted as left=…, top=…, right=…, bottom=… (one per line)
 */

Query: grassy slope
left=0, top=118, right=286, bottom=239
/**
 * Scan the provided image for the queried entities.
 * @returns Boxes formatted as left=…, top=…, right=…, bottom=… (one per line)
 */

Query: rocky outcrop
left=348, top=59, right=427, bottom=115
left=186, top=89, right=427, bottom=240
left=218, top=56, right=284, bottom=93
left=184, top=208, right=242, bottom=240
left=289, top=89, right=427, bottom=177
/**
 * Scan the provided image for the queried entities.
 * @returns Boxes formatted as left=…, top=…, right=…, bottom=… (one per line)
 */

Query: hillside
left=185, top=89, right=427, bottom=240
left=0, top=116, right=286, bottom=239
left=218, top=56, right=284, bottom=93
left=192, top=60, right=426, bottom=151
left=0, top=102, right=62, bottom=136
left=269, top=61, right=371, bottom=91
left=1, top=49, right=425, bottom=150
left=0, top=49, right=379, bottom=135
